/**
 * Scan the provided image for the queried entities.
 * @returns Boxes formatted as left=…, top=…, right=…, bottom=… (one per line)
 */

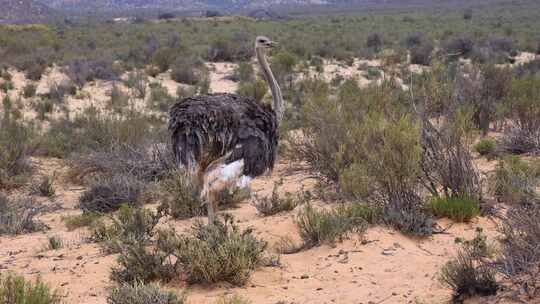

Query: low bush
left=490, top=156, right=540, bottom=205
left=47, top=236, right=64, bottom=250
left=440, top=247, right=498, bottom=301
left=366, top=33, right=383, bottom=51
left=65, top=58, right=119, bottom=87
left=91, top=205, right=160, bottom=253
left=252, top=182, right=306, bottom=216
left=23, top=83, right=37, bottom=98
left=488, top=35, right=516, bottom=54
left=382, top=198, right=435, bottom=237
left=108, top=282, right=185, bottom=304
left=428, top=196, right=480, bottom=222
left=29, top=175, right=55, bottom=198
left=497, top=204, right=540, bottom=298
left=112, top=215, right=266, bottom=286
left=71, top=145, right=173, bottom=183
left=170, top=58, right=206, bottom=85
left=498, top=73, right=540, bottom=155
left=410, top=43, right=434, bottom=66
left=108, top=84, right=130, bottom=113
left=25, top=63, right=47, bottom=81
left=296, top=203, right=370, bottom=248
left=79, top=174, right=146, bottom=213
left=111, top=240, right=176, bottom=284
left=443, top=35, right=475, bottom=58
left=234, top=62, right=254, bottom=83
left=0, top=195, right=46, bottom=235
left=237, top=79, right=268, bottom=102
left=0, top=273, right=61, bottom=304
left=62, top=212, right=102, bottom=231
left=207, top=34, right=251, bottom=62
left=157, top=170, right=203, bottom=219
left=0, top=80, right=14, bottom=93
left=148, top=83, right=175, bottom=112
left=216, top=295, right=251, bottom=304
left=34, top=98, right=54, bottom=121
left=125, top=71, right=147, bottom=99
left=404, top=32, right=424, bottom=48
left=474, top=138, right=497, bottom=158
left=158, top=215, right=267, bottom=285
left=0, top=116, right=34, bottom=189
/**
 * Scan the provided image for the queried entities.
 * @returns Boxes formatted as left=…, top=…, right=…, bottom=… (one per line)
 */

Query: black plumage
left=168, top=93, right=278, bottom=178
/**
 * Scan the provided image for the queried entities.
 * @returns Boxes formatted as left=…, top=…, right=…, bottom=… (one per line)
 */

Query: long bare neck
left=256, top=47, right=284, bottom=124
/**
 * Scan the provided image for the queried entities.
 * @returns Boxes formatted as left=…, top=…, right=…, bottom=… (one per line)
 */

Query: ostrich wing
left=169, top=93, right=278, bottom=178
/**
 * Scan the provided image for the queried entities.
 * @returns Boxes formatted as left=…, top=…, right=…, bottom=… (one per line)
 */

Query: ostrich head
left=255, top=36, right=277, bottom=49
left=254, top=36, right=284, bottom=123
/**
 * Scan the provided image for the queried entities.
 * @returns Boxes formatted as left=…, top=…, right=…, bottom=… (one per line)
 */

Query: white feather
left=236, top=175, right=252, bottom=188
left=219, top=160, right=244, bottom=181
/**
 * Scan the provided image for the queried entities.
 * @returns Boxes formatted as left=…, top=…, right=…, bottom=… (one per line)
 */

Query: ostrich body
left=168, top=36, right=283, bottom=223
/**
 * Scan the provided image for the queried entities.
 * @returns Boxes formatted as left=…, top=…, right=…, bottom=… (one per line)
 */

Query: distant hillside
left=0, top=0, right=56, bottom=23
left=39, top=0, right=334, bottom=13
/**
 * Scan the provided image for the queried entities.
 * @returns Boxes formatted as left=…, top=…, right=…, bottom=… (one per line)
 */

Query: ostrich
left=168, top=36, right=283, bottom=224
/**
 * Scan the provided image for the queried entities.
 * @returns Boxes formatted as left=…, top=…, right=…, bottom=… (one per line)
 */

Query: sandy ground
left=1, top=156, right=505, bottom=304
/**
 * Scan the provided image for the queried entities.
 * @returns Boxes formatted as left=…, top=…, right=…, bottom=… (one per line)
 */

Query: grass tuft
left=428, top=196, right=480, bottom=222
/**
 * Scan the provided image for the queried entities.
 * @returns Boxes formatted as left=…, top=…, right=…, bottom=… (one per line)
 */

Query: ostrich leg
left=201, top=153, right=245, bottom=225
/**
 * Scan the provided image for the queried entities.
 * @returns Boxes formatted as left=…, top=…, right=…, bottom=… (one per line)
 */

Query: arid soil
left=1, top=156, right=503, bottom=304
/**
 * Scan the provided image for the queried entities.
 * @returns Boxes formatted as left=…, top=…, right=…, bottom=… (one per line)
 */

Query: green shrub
left=157, top=170, right=203, bottom=219
left=216, top=295, right=251, bottom=304
left=108, top=84, right=130, bottom=113
left=0, top=195, right=46, bottom=235
left=0, top=273, right=61, bottom=304
left=108, top=282, right=186, bottom=304
left=160, top=215, right=266, bottom=285
left=125, top=71, right=147, bottom=99
left=490, top=156, right=540, bottom=205
left=25, top=63, right=47, bottom=81
left=62, top=212, right=102, bottom=231
left=112, top=215, right=266, bottom=286
left=235, top=62, right=254, bottom=83
left=252, top=182, right=306, bottom=216
left=428, top=196, right=480, bottom=222
left=91, top=205, right=160, bottom=254
left=111, top=241, right=176, bottom=284
left=0, top=80, right=14, bottom=93
left=474, top=138, right=496, bottom=158
left=237, top=79, right=268, bottom=102
left=499, top=73, right=540, bottom=155
left=148, top=83, right=174, bottom=112
left=170, top=58, right=204, bottom=85
left=34, top=98, right=54, bottom=121
left=0, top=115, right=34, bottom=189
left=29, top=175, right=55, bottom=198
left=23, top=83, right=37, bottom=98
left=296, top=203, right=370, bottom=248
left=47, top=236, right=64, bottom=250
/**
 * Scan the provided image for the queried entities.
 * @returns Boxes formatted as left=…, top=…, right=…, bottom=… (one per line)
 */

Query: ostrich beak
left=267, top=41, right=278, bottom=48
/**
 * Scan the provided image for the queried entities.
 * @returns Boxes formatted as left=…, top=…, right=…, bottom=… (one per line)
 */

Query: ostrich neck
left=256, top=47, right=284, bottom=124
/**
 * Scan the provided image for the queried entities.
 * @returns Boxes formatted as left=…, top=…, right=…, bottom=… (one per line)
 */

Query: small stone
left=300, top=274, right=309, bottom=279
left=316, top=287, right=323, bottom=291
left=76, top=256, right=83, bottom=260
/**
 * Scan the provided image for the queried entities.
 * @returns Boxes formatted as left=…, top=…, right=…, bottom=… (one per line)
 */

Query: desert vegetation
left=1, top=1, right=540, bottom=303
